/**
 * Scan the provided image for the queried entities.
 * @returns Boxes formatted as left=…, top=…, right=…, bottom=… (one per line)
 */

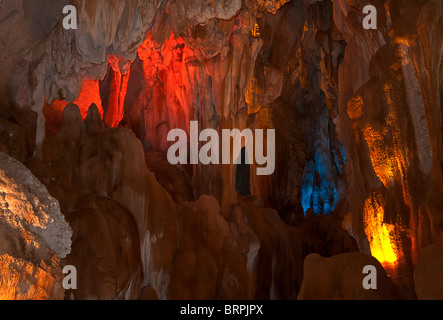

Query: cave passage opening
left=235, top=147, right=251, bottom=196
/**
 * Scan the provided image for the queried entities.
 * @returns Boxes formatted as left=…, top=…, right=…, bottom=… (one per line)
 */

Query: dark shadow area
left=235, top=147, right=251, bottom=196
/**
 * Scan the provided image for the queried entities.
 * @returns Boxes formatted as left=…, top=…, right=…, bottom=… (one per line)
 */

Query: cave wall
left=334, top=0, right=443, bottom=289
left=0, top=0, right=442, bottom=300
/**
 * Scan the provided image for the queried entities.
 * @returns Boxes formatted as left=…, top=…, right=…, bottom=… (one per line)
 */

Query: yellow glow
left=361, top=83, right=402, bottom=188
left=245, top=75, right=258, bottom=107
left=252, top=23, right=260, bottom=37
left=363, top=193, right=399, bottom=267
left=245, top=74, right=263, bottom=115
left=0, top=254, right=54, bottom=300
left=363, top=125, right=396, bottom=186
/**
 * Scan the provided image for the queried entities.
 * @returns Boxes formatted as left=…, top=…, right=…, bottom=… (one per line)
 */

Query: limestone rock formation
left=0, top=0, right=442, bottom=301
left=298, top=252, right=399, bottom=300
left=26, top=104, right=305, bottom=299
left=333, top=1, right=443, bottom=299
left=0, top=152, right=72, bottom=299
left=64, top=196, right=142, bottom=300
left=413, top=240, right=443, bottom=300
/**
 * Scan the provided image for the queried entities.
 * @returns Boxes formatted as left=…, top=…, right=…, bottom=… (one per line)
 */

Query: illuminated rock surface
left=0, top=0, right=442, bottom=300
left=298, top=252, right=399, bottom=300
left=0, top=152, right=71, bottom=299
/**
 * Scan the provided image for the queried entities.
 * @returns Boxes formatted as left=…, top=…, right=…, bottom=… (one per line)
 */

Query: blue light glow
left=301, top=140, right=346, bottom=216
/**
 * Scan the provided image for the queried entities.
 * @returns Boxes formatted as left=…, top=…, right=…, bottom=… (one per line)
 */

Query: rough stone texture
left=238, top=199, right=303, bottom=299
left=298, top=252, right=399, bottom=300
left=414, top=240, right=443, bottom=300
left=64, top=196, right=142, bottom=300
left=27, top=105, right=179, bottom=299
left=0, top=254, right=62, bottom=300
left=25, top=104, right=306, bottom=299
left=0, top=118, right=28, bottom=162
left=0, top=152, right=71, bottom=258
left=0, top=152, right=72, bottom=299
left=171, top=195, right=253, bottom=299
left=256, top=0, right=290, bottom=14
left=127, top=7, right=262, bottom=213
left=0, top=0, right=442, bottom=300
left=332, top=1, right=443, bottom=299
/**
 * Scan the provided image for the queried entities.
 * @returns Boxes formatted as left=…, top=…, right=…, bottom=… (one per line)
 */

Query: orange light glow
left=136, top=31, right=195, bottom=149
left=44, top=79, right=104, bottom=136
left=104, top=55, right=131, bottom=128
left=245, top=66, right=273, bottom=115
left=347, top=95, right=363, bottom=120
left=363, top=193, right=399, bottom=267
left=363, top=125, right=396, bottom=187
left=245, top=75, right=261, bottom=113
left=252, top=23, right=260, bottom=37
left=0, top=254, right=55, bottom=300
